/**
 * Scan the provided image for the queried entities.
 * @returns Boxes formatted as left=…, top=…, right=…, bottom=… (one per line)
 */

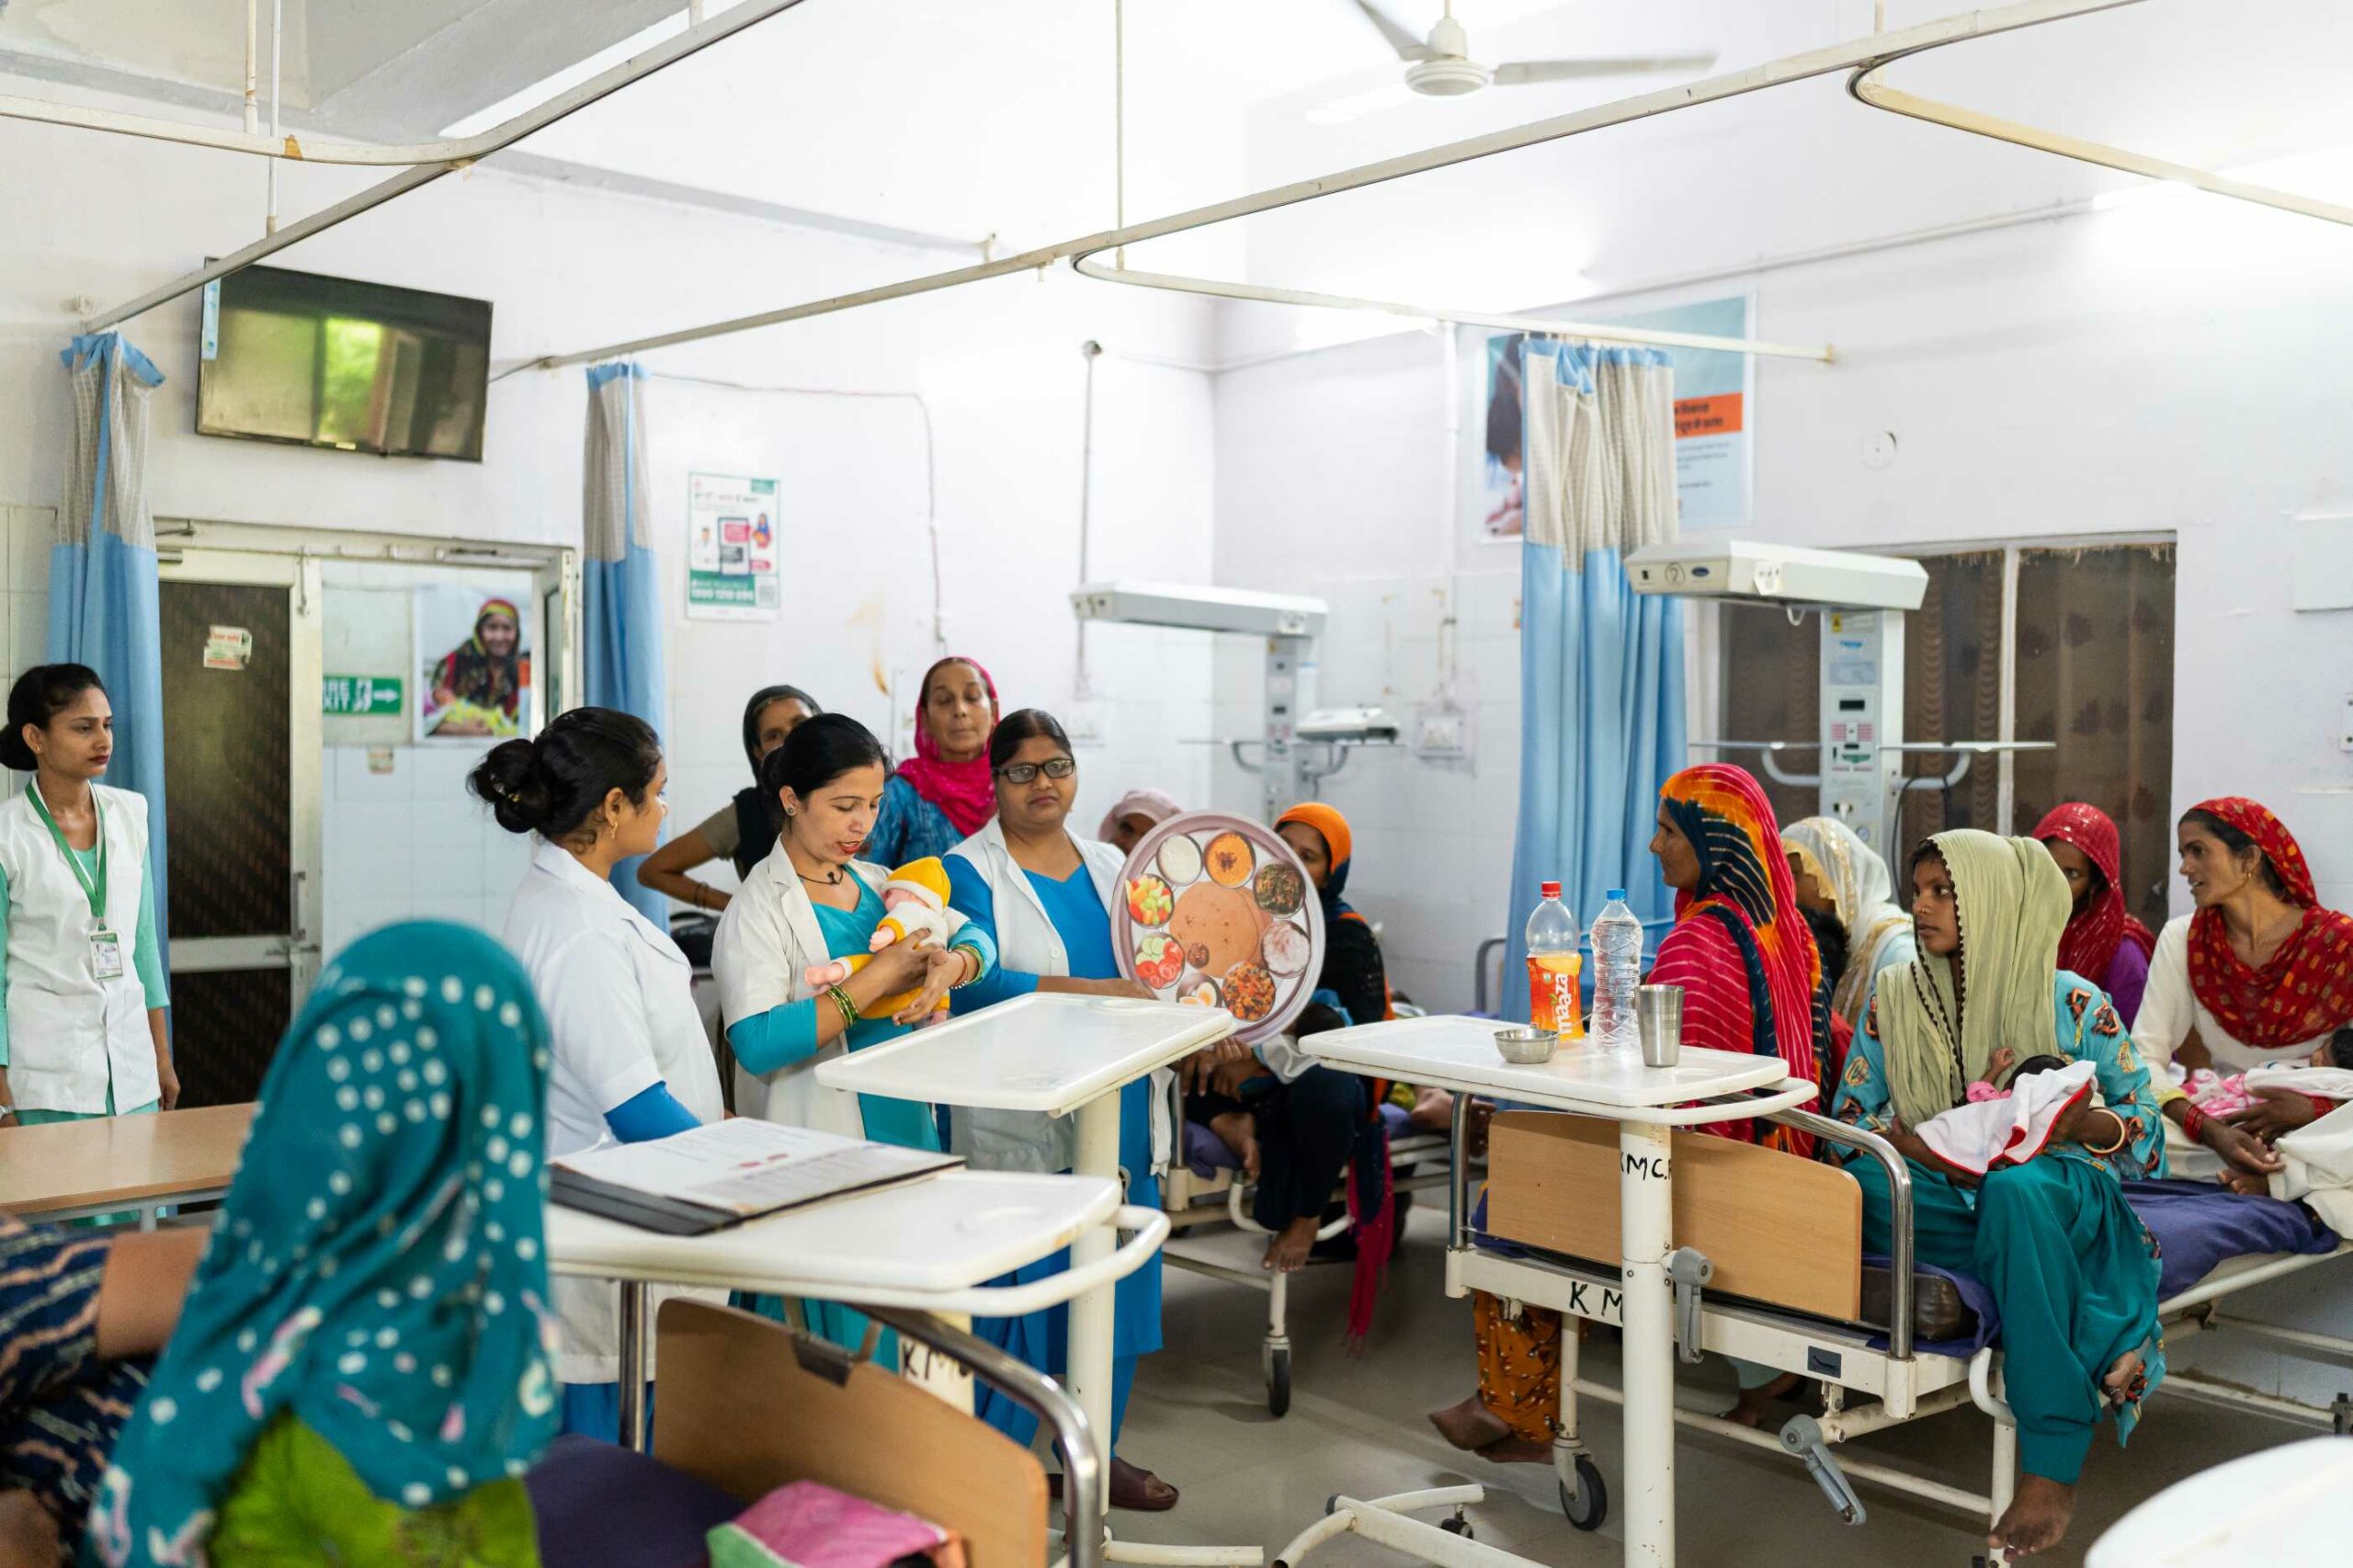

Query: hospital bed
left=1409, top=1103, right=2353, bottom=1565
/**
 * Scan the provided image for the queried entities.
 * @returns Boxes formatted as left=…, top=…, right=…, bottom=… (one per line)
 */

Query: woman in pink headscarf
left=869, top=656, right=998, bottom=866
left=1097, top=790, right=1182, bottom=855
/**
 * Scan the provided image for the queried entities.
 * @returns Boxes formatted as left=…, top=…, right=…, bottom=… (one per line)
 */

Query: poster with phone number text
left=687, top=472, right=782, bottom=621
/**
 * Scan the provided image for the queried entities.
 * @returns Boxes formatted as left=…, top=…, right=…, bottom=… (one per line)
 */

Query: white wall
left=1211, top=120, right=2353, bottom=1417
left=0, top=103, right=1226, bottom=926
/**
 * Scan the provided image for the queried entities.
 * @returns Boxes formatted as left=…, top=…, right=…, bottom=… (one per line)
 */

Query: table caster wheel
left=1561, top=1456, right=1608, bottom=1531
left=1267, top=1346, right=1291, bottom=1417
left=1439, top=1516, right=1472, bottom=1540
left=1324, top=1494, right=1340, bottom=1517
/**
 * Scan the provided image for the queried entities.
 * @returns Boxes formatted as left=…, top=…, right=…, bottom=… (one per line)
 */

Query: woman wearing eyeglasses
left=942, top=709, right=1178, bottom=1513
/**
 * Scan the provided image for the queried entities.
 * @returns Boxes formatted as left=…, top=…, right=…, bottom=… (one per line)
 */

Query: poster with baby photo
left=415, top=579, right=534, bottom=744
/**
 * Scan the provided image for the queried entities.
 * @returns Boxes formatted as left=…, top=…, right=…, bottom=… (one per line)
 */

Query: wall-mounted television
left=196, top=264, right=492, bottom=461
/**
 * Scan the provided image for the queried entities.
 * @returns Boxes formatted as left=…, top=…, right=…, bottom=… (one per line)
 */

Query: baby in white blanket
left=1915, top=1056, right=2103, bottom=1177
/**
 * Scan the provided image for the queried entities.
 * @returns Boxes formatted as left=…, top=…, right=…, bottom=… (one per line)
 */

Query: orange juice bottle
left=1525, top=881, right=1584, bottom=1039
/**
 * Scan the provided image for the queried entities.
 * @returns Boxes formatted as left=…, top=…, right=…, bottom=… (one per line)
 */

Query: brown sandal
left=1049, top=1458, right=1181, bottom=1513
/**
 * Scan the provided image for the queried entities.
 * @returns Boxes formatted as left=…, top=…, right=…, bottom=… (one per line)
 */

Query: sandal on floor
left=1048, top=1459, right=1181, bottom=1513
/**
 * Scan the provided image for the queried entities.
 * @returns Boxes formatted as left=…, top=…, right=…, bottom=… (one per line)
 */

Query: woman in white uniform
left=472, top=705, right=724, bottom=1441
left=0, top=665, right=175, bottom=1130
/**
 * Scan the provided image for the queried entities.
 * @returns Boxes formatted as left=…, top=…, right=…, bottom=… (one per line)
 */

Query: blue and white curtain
left=583, top=361, right=668, bottom=925
left=51, top=332, right=171, bottom=970
left=1502, top=341, right=1686, bottom=1020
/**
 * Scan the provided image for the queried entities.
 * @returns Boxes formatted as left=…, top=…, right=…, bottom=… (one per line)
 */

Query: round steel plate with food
left=1125, top=873, right=1174, bottom=927
left=1113, top=812, right=1326, bottom=1045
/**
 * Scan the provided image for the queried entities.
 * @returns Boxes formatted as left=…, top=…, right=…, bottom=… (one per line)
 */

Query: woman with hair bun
left=475, top=706, right=725, bottom=1442
left=0, top=664, right=176, bottom=1128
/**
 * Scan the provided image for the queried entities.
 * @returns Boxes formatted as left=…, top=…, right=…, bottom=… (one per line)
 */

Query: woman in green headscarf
left=87, top=922, right=559, bottom=1567
left=1830, top=830, right=2166, bottom=1561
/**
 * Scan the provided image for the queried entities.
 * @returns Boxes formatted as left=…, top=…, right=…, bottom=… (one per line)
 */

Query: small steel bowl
left=1494, top=1026, right=1559, bottom=1065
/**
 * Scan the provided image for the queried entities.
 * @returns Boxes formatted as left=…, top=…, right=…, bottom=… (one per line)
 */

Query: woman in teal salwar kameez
left=1830, top=830, right=2165, bottom=1560
left=712, top=714, right=997, bottom=1361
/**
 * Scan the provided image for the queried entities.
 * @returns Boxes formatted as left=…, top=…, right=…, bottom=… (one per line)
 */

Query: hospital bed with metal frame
left=1282, top=1015, right=2353, bottom=1568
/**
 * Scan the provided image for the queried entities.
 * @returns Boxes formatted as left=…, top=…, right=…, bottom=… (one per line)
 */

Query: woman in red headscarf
left=2135, top=798, right=2353, bottom=1186
left=1428, top=764, right=1833, bottom=1459
left=2035, top=802, right=2158, bottom=1026
left=868, top=655, right=998, bottom=866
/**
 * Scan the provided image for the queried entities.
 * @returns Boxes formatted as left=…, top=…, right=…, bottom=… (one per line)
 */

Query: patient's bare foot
left=1989, top=1473, right=2075, bottom=1557
left=0, top=1490, right=59, bottom=1568
left=1410, top=1085, right=1456, bottom=1133
left=1262, top=1214, right=1320, bottom=1273
left=1427, top=1394, right=1512, bottom=1452
left=1209, top=1110, right=1259, bottom=1178
left=2102, top=1345, right=2148, bottom=1408
left=1722, top=1371, right=1802, bottom=1428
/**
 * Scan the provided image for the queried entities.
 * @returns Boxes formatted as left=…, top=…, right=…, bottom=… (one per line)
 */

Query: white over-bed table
left=547, top=1166, right=1167, bottom=1568
left=1295, top=1015, right=1820, bottom=1568
left=818, top=993, right=1257, bottom=1567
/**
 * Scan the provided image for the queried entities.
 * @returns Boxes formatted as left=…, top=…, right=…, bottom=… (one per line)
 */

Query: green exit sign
left=323, top=675, right=403, bottom=715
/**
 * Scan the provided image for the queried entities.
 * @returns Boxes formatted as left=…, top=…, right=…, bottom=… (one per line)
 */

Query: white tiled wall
left=320, top=744, right=532, bottom=956
left=0, top=505, right=55, bottom=802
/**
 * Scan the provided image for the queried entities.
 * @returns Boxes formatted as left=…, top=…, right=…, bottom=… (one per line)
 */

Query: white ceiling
left=6, top=1, right=2353, bottom=308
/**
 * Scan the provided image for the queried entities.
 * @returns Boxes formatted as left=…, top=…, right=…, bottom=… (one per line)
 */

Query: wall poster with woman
left=416, top=580, right=534, bottom=742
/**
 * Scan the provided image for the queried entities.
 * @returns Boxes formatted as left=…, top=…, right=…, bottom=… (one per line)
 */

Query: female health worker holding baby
left=712, top=714, right=997, bottom=1351
left=476, top=706, right=725, bottom=1442
left=0, top=665, right=175, bottom=1129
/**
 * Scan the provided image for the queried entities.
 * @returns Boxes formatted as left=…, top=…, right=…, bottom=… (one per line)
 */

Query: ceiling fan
left=1346, top=0, right=1718, bottom=99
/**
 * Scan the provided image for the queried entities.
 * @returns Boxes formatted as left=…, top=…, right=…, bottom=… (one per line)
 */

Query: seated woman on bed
left=1833, top=831, right=2166, bottom=1559
left=1182, top=1002, right=1370, bottom=1273
left=2132, top=799, right=2353, bottom=1191
left=1427, top=765, right=1830, bottom=1461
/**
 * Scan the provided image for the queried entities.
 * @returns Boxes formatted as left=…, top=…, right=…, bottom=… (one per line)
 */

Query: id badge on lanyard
left=91, top=925, right=126, bottom=982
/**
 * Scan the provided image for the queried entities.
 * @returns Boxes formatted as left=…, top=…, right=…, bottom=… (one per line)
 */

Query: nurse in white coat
left=0, top=665, right=175, bottom=1129
left=711, top=713, right=995, bottom=1353
left=473, top=706, right=724, bottom=1442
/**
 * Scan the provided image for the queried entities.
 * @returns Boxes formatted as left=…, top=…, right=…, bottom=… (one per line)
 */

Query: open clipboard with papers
left=551, top=1119, right=961, bottom=1235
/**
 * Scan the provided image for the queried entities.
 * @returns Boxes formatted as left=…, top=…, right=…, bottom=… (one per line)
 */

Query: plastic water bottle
left=1590, top=889, right=1644, bottom=1056
left=1524, top=881, right=1583, bottom=1039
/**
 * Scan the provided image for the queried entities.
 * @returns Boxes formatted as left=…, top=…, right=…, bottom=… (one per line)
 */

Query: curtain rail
left=527, top=0, right=2160, bottom=371
left=75, top=0, right=815, bottom=331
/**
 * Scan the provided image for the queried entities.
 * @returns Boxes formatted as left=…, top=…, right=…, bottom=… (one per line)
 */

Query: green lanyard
left=27, top=783, right=108, bottom=924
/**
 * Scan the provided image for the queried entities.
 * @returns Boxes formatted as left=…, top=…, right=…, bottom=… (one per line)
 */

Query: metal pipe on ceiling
left=78, top=0, right=813, bottom=331
left=1847, top=44, right=2353, bottom=228
left=4, top=0, right=797, bottom=167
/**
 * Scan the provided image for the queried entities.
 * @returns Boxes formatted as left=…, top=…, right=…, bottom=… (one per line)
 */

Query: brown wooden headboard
left=654, top=1300, right=1048, bottom=1565
left=1484, top=1111, right=1865, bottom=1321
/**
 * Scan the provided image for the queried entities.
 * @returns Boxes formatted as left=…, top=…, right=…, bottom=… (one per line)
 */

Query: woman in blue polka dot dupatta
left=86, top=922, right=560, bottom=1567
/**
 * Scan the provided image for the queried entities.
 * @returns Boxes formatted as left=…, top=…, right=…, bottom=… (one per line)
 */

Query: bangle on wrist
left=950, top=944, right=983, bottom=988
left=827, top=984, right=861, bottom=1029
left=2179, top=1103, right=2208, bottom=1142
left=2084, top=1108, right=2130, bottom=1156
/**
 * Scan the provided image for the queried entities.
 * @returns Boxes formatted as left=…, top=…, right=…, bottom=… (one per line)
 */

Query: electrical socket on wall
left=2341, top=694, right=2353, bottom=752
left=1414, top=701, right=1474, bottom=768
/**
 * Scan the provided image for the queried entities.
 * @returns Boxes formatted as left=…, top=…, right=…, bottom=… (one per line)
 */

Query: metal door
left=156, top=553, right=323, bottom=1106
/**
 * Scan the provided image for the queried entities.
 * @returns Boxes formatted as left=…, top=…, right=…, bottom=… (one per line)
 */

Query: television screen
left=196, top=264, right=492, bottom=461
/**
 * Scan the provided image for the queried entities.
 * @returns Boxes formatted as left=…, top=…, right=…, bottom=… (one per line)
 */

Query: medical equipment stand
left=1287, top=1016, right=1818, bottom=1568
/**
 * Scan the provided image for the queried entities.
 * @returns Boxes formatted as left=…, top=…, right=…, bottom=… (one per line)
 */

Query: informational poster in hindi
left=687, top=472, right=782, bottom=620
left=1473, top=292, right=1755, bottom=537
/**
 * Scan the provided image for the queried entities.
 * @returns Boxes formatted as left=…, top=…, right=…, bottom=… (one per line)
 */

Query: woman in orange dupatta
left=1429, top=764, right=1829, bottom=1459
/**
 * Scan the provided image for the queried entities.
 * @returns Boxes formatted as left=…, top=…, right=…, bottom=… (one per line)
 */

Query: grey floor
left=1099, top=1206, right=2305, bottom=1568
